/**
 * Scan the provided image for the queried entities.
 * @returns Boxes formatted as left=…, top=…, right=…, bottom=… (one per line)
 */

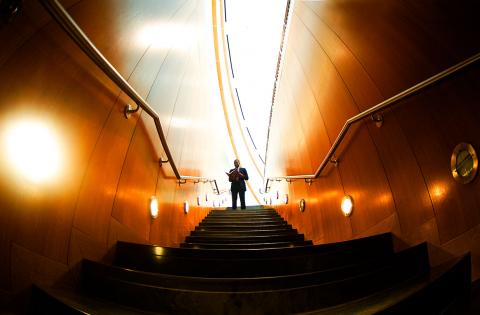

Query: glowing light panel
left=341, top=195, right=354, bottom=217
left=150, top=196, right=159, bottom=219
left=4, top=119, right=62, bottom=183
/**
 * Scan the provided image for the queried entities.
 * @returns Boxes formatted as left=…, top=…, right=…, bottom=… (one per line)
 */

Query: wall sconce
left=276, top=190, right=279, bottom=199
left=205, top=193, right=208, bottom=202
left=5, top=119, right=63, bottom=183
left=184, top=201, right=189, bottom=214
left=284, top=194, right=289, bottom=204
left=341, top=195, right=353, bottom=217
left=197, top=196, right=201, bottom=206
left=299, top=199, right=306, bottom=212
left=149, top=196, right=159, bottom=219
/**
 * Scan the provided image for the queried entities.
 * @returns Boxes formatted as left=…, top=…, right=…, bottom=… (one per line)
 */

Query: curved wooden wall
left=0, top=0, right=231, bottom=309
left=267, top=0, right=480, bottom=279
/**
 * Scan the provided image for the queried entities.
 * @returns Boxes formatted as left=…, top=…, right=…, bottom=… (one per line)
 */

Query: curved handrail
left=265, top=51, right=480, bottom=192
left=40, top=0, right=221, bottom=193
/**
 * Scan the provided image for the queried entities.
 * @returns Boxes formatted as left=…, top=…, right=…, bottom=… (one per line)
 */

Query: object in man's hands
left=227, top=169, right=240, bottom=181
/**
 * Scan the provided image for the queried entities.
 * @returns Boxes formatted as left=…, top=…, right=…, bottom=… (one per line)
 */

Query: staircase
left=30, top=206, right=473, bottom=314
left=180, top=207, right=313, bottom=249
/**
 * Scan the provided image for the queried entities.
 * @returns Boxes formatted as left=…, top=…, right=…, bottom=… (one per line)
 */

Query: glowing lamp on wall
left=284, top=194, right=289, bottom=204
left=341, top=195, right=354, bottom=217
left=184, top=201, right=189, bottom=214
left=149, top=196, right=159, bottom=219
left=4, top=119, right=63, bottom=183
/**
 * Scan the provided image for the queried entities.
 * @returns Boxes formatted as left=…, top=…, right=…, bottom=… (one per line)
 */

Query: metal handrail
left=40, top=0, right=220, bottom=193
left=265, top=51, right=480, bottom=192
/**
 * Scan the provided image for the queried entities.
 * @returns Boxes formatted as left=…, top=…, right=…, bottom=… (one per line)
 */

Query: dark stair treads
left=195, top=224, right=293, bottom=231
left=184, top=234, right=306, bottom=244
left=114, top=233, right=394, bottom=274
left=199, top=221, right=290, bottom=227
left=180, top=240, right=313, bottom=249
left=200, top=218, right=286, bottom=224
left=81, top=245, right=431, bottom=314
left=305, top=253, right=471, bottom=314
left=206, top=214, right=281, bottom=219
left=29, top=285, right=159, bottom=315
left=208, top=210, right=280, bottom=215
left=190, top=229, right=299, bottom=236
left=83, top=243, right=428, bottom=293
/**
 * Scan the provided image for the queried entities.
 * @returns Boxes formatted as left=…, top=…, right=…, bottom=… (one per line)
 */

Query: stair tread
left=84, top=244, right=428, bottom=292
left=303, top=254, right=470, bottom=314
left=31, top=285, right=158, bottom=315
left=116, top=233, right=393, bottom=259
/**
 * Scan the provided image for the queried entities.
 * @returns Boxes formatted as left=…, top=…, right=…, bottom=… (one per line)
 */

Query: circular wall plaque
left=451, top=143, right=478, bottom=184
left=299, top=199, right=306, bottom=212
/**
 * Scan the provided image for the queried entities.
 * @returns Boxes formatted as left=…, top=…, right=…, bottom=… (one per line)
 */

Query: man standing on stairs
left=227, top=159, right=249, bottom=209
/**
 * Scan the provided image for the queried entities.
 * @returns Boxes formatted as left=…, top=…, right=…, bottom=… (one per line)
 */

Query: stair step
left=307, top=253, right=471, bottom=314
left=202, top=217, right=286, bottom=224
left=114, top=233, right=394, bottom=275
left=30, top=285, right=157, bottom=315
left=195, top=224, right=293, bottom=231
left=199, top=221, right=289, bottom=227
left=200, top=220, right=286, bottom=225
left=180, top=240, right=313, bottom=249
left=185, top=234, right=305, bottom=244
left=209, top=212, right=278, bottom=216
left=190, top=229, right=298, bottom=236
left=81, top=244, right=431, bottom=314
left=208, top=210, right=279, bottom=215
left=85, top=243, right=428, bottom=292
left=206, top=214, right=281, bottom=219
left=113, top=240, right=394, bottom=277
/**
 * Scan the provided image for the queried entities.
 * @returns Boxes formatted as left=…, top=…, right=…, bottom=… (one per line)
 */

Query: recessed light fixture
left=149, top=196, right=159, bottom=219
left=341, top=195, right=353, bottom=217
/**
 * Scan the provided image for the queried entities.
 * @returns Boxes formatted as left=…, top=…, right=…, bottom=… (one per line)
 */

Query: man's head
left=234, top=159, right=240, bottom=168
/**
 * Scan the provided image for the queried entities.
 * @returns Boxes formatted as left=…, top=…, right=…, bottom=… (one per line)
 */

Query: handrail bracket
left=124, top=103, right=139, bottom=119
left=371, top=113, right=384, bottom=128
left=330, top=156, right=339, bottom=167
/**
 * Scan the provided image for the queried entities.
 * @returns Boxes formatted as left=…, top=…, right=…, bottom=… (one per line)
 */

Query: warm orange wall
left=0, top=0, right=230, bottom=308
left=267, top=0, right=480, bottom=279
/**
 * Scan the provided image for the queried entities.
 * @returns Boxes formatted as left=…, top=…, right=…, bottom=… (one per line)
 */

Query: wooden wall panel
left=0, top=0, right=231, bottom=310
left=73, top=93, right=137, bottom=245
left=268, top=0, right=480, bottom=280
left=111, top=114, right=158, bottom=241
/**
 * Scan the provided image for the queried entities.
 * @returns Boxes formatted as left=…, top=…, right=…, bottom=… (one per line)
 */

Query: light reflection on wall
left=3, top=118, right=63, bottom=184
left=430, top=182, right=449, bottom=202
left=136, top=23, right=194, bottom=51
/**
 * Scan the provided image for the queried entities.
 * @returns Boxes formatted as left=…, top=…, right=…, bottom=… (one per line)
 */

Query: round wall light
left=184, top=201, right=189, bottom=214
left=341, top=195, right=353, bottom=217
left=451, top=142, right=478, bottom=184
left=4, top=119, right=63, bottom=183
left=149, top=196, right=159, bottom=219
left=299, top=199, right=306, bottom=212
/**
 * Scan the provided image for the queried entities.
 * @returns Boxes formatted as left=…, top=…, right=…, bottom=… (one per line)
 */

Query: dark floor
left=467, top=280, right=480, bottom=314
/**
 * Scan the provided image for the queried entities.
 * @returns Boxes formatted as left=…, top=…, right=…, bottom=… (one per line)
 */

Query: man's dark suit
left=229, top=167, right=248, bottom=209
